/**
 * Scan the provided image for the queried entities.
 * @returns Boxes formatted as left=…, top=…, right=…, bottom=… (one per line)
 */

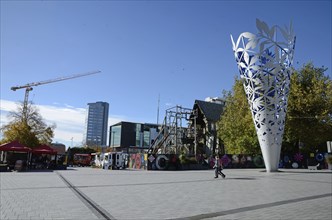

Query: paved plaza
left=1, top=167, right=331, bottom=220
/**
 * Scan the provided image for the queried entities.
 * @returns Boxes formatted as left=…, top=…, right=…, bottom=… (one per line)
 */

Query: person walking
left=214, top=155, right=226, bottom=179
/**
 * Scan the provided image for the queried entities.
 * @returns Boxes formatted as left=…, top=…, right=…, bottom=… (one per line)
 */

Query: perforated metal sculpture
left=231, top=19, right=296, bottom=172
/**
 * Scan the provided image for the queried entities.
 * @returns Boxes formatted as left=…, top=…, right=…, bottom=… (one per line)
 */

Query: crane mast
left=11, top=70, right=101, bottom=121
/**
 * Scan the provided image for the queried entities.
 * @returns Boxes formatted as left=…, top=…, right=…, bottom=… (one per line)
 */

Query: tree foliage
left=0, top=102, right=56, bottom=147
left=284, top=63, right=332, bottom=153
left=217, top=77, right=260, bottom=154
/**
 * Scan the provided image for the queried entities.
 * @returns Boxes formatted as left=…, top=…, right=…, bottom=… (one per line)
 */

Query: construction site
left=145, top=99, right=225, bottom=170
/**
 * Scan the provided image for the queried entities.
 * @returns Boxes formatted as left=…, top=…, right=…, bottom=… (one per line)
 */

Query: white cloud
left=0, top=99, right=19, bottom=112
left=108, top=116, right=123, bottom=126
left=165, top=102, right=173, bottom=107
left=0, top=99, right=126, bottom=147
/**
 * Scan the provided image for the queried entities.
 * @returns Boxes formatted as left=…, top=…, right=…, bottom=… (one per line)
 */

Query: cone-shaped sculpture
left=231, top=19, right=296, bottom=172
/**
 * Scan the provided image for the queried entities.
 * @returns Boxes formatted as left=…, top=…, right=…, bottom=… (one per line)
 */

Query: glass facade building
left=109, top=122, right=159, bottom=153
left=85, top=101, right=109, bottom=146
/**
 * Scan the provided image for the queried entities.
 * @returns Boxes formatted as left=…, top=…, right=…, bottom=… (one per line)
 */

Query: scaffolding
left=148, top=105, right=197, bottom=155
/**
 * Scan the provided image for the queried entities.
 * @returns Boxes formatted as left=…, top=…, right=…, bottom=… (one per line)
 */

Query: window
left=143, top=131, right=150, bottom=147
left=135, top=124, right=142, bottom=146
left=111, top=125, right=121, bottom=147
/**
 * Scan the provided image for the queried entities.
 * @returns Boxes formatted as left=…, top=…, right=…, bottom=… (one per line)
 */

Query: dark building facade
left=109, top=121, right=159, bottom=153
left=189, top=98, right=225, bottom=156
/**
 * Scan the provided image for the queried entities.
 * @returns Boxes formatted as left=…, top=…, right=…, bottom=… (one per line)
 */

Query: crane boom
left=11, top=70, right=101, bottom=91
left=11, top=70, right=101, bottom=122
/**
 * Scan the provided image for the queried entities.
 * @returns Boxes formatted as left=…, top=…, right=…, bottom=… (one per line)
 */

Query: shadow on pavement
left=225, top=177, right=257, bottom=180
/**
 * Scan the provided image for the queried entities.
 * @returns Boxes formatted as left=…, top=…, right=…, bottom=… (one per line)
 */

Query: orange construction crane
left=11, top=70, right=101, bottom=121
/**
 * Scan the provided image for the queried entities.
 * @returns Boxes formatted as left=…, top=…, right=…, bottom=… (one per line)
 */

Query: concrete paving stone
left=208, top=196, right=331, bottom=220
left=1, top=179, right=99, bottom=219
left=1, top=167, right=331, bottom=220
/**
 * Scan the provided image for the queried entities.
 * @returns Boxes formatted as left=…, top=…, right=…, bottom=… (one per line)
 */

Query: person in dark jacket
left=214, top=155, right=226, bottom=179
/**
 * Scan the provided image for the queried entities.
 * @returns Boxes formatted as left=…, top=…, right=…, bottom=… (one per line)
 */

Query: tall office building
left=85, top=101, right=109, bottom=146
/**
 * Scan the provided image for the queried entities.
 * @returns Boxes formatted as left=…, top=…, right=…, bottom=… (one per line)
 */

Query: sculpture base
left=260, top=141, right=282, bottom=172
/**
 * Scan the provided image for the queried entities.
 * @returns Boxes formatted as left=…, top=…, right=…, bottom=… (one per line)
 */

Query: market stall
left=31, top=144, right=57, bottom=169
left=0, top=141, right=31, bottom=171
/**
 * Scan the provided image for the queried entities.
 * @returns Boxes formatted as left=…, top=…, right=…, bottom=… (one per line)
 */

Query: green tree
left=284, top=63, right=332, bottom=153
left=218, top=63, right=331, bottom=155
left=217, top=77, right=260, bottom=154
left=0, top=102, right=55, bottom=147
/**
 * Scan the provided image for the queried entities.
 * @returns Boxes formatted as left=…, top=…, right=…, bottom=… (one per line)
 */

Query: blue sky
left=1, top=0, right=331, bottom=147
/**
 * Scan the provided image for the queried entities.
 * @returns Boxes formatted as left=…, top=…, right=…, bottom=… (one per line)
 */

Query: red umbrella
left=0, top=141, right=31, bottom=152
left=32, top=144, right=57, bottom=155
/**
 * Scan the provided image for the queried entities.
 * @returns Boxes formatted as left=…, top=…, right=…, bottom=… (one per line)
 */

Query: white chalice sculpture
left=231, top=19, right=296, bottom=172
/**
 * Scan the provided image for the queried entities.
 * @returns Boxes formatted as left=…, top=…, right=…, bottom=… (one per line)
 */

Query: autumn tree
left=283, top=63, right=332, bottom=153
left=0, top=102, right=55, bottom=147
left=217, top=77, right=260, bottom=154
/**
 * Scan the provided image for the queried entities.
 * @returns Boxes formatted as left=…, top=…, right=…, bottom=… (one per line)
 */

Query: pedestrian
left=214, top=155, right=226, bottom=179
